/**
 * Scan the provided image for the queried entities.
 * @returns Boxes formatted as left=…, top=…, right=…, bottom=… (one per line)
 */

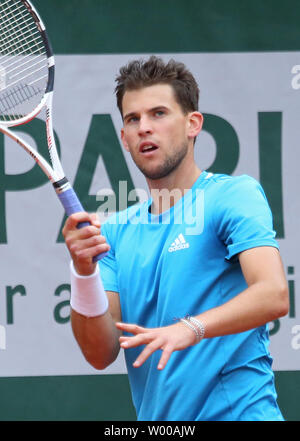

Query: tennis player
left=63, top=56, right=289, bottom=421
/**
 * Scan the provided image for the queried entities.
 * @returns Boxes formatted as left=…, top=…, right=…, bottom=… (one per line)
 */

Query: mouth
left=139, top=142, right=159, bottom=154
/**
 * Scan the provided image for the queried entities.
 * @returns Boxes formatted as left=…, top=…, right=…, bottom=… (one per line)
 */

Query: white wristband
left=70, top=261, right=109, bottom=317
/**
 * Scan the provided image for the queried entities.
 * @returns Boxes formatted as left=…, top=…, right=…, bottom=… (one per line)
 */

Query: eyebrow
left=123, top=111, right=137, bottom=122
left=123, top=105, right=169, bottom=121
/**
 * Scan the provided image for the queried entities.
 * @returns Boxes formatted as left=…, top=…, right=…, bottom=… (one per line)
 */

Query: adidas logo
left=168, top=234, right=190, bottom=253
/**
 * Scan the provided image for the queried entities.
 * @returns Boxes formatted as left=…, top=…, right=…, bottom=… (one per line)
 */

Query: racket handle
left=57, top=187, right=108, bottom=262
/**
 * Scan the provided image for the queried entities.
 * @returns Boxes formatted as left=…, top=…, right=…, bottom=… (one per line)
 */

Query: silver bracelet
left=179, top=316, right=205, bottom=344
left=187, top=316, right=205, bottom=341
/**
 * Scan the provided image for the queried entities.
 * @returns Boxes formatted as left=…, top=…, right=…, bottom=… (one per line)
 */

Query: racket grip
left=57, top=187, right=108, bottom=262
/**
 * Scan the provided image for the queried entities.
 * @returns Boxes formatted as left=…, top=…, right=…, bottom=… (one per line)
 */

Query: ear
left=121, top=128, right=130, bottom=152
left=187, top=112, right=204, bottom=139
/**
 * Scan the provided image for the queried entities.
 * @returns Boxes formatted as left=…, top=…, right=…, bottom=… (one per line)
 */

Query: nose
left=138, top=115, right=153, bottom=136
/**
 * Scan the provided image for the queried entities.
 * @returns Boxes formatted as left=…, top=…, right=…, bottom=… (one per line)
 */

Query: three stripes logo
left=168, top=233, right=190, bottom=253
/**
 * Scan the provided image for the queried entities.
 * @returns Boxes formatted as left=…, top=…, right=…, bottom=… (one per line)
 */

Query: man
left=63, top=56, right=289, bottom=421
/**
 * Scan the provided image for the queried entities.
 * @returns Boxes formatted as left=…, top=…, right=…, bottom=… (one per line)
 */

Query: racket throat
left=53, top=177, right=71, bottom=194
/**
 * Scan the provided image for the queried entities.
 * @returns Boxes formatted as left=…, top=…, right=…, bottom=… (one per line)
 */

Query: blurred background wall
left=0, top=0, right=299, bottom=421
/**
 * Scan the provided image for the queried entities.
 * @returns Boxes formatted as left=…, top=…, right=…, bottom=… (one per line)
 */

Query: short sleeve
left=98, top=219, right=119, bottom=293
left=214, top=175, right=279, bottom=261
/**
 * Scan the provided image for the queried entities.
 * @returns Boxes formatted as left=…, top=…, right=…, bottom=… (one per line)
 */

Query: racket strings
left=0, top=1, right=42, bottom=58
left=0, top=26, right=42, bottom=60
left=0, top=83, right=42, bottom=118
left=0, top=0, right=48, bottom=121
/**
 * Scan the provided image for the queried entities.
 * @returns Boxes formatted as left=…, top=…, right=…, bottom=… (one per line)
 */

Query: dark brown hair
left=115, top=56, right=199, bottom=117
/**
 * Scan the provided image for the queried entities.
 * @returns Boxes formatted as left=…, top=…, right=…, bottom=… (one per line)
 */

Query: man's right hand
left=62, top=212, right=110, bottom=276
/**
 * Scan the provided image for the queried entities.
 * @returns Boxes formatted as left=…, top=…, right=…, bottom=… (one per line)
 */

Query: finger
left=63, top=212, right=91, bottom=231
left=133, top=338, right=164, bottom=368
left=71, top=229, right=105, bottom=248
left=76, top=225, right=102, bottom=240
left=76, top=234, right=107, bottom=251
left=116, top=322, right=147, bottom=335
left=157, top=345, right=174, bottom=370
left=90, top=212, right=101, bottom=228
left=119, top=336, right=131, bottom=343
left=119, top=332, right=153, bottom=348
left=65, top=228, right=103, bottom=254
left=73, top=241, right=110, bottom=260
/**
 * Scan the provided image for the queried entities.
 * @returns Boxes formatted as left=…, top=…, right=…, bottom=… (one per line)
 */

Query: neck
left=147, top=161, right=202, bottom=215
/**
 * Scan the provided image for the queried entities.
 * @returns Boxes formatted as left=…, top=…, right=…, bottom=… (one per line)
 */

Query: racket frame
left=0, top=0, right=63, bottom=180
left=0, top=0, right=107, bottom=261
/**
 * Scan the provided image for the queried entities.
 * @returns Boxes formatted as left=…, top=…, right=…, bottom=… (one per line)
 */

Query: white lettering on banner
left=291, top=65, right=300, bottom=89
left=0, top=53, right=299, bottom=376
left=291, top=325, right=300, bottom=350
left=0, top=325, right=6, bottom=350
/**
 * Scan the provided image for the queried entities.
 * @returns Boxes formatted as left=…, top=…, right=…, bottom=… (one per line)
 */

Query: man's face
left=120, top=84, right=195, bottom=180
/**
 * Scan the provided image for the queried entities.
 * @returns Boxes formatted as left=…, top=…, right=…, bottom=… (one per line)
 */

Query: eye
left=154, top=110, right=165, bottom=117
left=126, top=115, right=139, bottom=124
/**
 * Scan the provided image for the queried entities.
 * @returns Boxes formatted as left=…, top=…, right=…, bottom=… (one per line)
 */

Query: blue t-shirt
left=99, top=171, right=284, bottom=421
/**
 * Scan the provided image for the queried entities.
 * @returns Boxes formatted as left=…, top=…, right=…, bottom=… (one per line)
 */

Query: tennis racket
left=0, top=0, right=107, bottom=261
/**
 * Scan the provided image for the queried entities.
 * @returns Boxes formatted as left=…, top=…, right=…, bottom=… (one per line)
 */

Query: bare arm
left=117, top=246, right=289, bottom=369
left=71, top=290, right=122, bottom=370
left=63, top=212, right=121, bottom=370
left=194, top=246, right=289, bottom=338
